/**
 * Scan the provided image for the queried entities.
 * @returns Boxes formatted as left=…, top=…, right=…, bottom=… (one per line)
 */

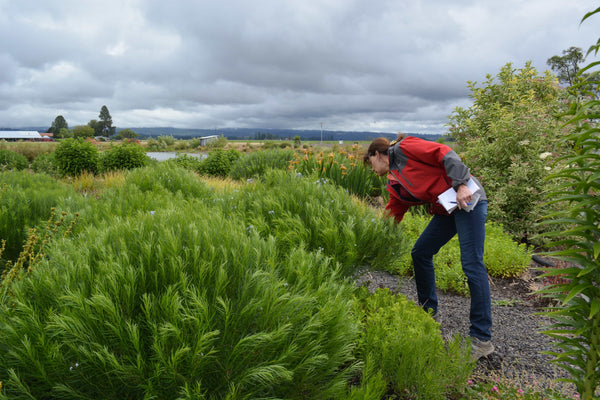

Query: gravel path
left=354, top=262, right=575, bottom=393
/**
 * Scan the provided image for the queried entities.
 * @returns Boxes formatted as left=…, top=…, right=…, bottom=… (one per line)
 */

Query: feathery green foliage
left=0, top=172, right=80, bottom=261
left=0, top=206, right=359, bottom=399
left=0, top=161, right=540, bottom=398
left=354, top=288, right=473, bottom=399
left=214, top=169, right=406, bottom=275
left=229, top=148, right=296, bottom=180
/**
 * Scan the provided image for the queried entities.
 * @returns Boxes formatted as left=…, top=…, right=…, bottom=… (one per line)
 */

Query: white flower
left=539, top=152, right=552, bottom=160
left=518, top=140, right=530, bottom=146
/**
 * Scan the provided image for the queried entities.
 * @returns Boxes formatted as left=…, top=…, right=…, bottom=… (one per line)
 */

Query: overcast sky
left=1, top=0, right=598, bottom=134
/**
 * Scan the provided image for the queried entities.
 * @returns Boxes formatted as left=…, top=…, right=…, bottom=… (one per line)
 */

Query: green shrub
left=100, top=142, right=149, bottom=172
left=31, top=152, right=58, bottom=175
left=448, top=62, right=572, bottom=244
left=484, top=222, right=532, bottom=278
left=189, top=138, right=201, bottom=149
left=53, top=138, right=99, bottom=176
left=164, top=153, right=204, bottom=173
left=215, top=170, right=407, bottom=274
left=157, top=135, right=176, bottom=146
left=394, top=213, right=532, bottom=296
left=146, top=138, right=166, bottom=151
left=0, top=171, right=80, bottom=261
left=0, top=207, right=359, bottom=399
left=174, top=140, right=188, bottom=150
left=0, top=149, right=28, bottom=170
left=205, top=135, right=227, bottom=149
left=199, top=148, right=241, bottom=177
left=229, top=149, right=296, bottom=180
left=262, top=140, right=279, bottom=150
left=355, top=288, right=473, bottom=399
left=124, top=163, right=211, bottom=200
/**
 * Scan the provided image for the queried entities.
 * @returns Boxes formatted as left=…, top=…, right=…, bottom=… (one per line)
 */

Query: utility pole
left=320, top=122, right=323, bottom=143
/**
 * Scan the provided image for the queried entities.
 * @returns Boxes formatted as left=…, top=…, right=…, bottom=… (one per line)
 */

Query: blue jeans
left=411, top=201, right=492, bottom=341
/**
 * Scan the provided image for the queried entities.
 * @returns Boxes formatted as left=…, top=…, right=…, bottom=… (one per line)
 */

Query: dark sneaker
left=471, top=337, right=494, bottom=361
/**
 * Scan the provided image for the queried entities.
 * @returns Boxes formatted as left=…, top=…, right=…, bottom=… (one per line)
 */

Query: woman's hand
left=456, top=184, right=472, bottom=210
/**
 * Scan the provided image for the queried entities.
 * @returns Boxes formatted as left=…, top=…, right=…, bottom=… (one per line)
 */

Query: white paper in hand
left=437, top=178, right=481, bottom=213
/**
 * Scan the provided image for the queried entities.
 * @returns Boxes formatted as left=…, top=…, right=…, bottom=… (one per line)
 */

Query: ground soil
left=354, top=256, right=577, bottom=395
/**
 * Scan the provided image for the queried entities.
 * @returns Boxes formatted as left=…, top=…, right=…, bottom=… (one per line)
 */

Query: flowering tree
left=447, top=62, right=573, bottom=244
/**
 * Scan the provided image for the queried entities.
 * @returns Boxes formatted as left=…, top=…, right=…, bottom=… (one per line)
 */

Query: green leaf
left=594, top=242, right=600, bottom=260
left=563, top=283, right=592, bottom=305
left=590, top=298, right=600, bottom=319
left=581, top=7, right=600, bottom=24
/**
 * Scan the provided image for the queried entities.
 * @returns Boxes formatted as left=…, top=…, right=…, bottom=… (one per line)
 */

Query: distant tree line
left=47, top=105, right=138, bottom=140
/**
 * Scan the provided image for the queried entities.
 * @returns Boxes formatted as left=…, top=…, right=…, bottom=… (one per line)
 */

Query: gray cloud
left=0, top=0, right=598, bottom=134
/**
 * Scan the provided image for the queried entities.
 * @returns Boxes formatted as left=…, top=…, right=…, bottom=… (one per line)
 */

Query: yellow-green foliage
left=355, top=288, right=473, bottom=399
left=393, top=212, right=532, bottom=296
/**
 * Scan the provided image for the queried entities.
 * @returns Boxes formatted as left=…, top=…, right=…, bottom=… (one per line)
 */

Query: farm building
left=0, top=131, right=47, bottom=141
left=198, top=135, right=219, bottom=146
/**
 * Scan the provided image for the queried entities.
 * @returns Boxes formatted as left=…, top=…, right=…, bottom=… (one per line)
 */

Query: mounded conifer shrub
left=214, top=169, right=408, bottom=275
left=0, top=206, right=359, bottom=399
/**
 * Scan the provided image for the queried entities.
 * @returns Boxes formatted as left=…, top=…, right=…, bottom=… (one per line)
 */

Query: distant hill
left=3, top=126, right=444, bottom=142
left=122, top=127, right=444, bottom=142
